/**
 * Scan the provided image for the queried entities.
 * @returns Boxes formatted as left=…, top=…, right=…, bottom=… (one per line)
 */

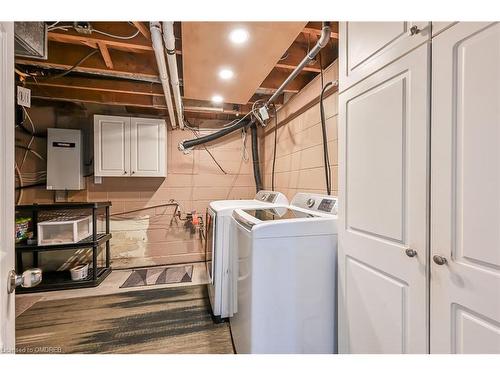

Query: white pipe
left=162, top=21, right=184, bottom=130
left=150, top=22, right=177, bottom=129
left=268, top=22, right=331, bottom=105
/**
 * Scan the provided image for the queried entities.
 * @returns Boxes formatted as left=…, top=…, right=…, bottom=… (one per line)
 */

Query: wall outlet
left=17, top=86, right=31, bottom=108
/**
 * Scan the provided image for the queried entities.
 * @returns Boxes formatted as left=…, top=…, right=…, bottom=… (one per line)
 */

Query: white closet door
left=94, top=115, right=130, bottom=176
left=431, top=22, right=500, bottom=354
left=338, top=43, right=429, bottom=353
left=130, top=117, right=166, bottom=177
left=339, top=21, right=429, bottom=91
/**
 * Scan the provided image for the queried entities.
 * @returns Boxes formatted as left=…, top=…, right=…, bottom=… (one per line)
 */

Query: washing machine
left=229, top=192, right=338, bottom=354
left=206, top=190, right=288, bottom=321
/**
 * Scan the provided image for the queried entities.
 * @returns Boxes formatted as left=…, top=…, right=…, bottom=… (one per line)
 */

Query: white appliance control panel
left=254, top=190, right=288, bottom=205
left=291, top=193, right=338, bottom=215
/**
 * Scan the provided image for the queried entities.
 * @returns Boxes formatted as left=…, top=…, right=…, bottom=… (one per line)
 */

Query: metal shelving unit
left=15, top=201, right=112, bottom=293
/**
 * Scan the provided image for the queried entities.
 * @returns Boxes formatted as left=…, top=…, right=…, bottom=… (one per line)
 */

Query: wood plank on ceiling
left=182, top=22, right=307, bottom=104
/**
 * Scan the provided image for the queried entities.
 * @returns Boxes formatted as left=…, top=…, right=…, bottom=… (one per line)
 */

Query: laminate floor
left=16, top=285, right=234, bottom=354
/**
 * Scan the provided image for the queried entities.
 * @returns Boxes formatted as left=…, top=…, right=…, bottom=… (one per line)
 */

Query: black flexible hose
left=179, top=118, right=250, bottom=150
left=250, top=123, right=263, bottom=193
left=320, top=81, right=333, bottom=195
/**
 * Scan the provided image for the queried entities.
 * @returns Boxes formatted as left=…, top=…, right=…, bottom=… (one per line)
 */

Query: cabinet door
left=339, top=22, right=429, bottom=91
left=338, top=43, right=429, bottom=353
left=130, top=117, right=166, bottom=177
left=94, top=115, right=130, bottom=176
left=431, top=22, right=500, bottom=354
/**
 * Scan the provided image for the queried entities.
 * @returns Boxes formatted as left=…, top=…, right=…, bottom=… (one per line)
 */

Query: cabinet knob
left=433, top=255, right=448, bottom=266
left=123, top=171, right=127, bottom=175
left=405, top=248, right=417, bottom=258
left=408, top=25, right=420, bottom=36
left=131, top=171, right=135, bottom=175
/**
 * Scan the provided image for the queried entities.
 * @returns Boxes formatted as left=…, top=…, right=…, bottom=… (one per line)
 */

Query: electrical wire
left=92, top=28, right=140, bottom=40
left=15, top=163, right=23, bottom=204
left=47, top=49, right=100, bottom=80
left=184, top=120, right=228, bottom=174
left=241, top=128, right=249, bottom=162
left=47, top=22, right=140, bottom=40
left=46, top=21, right=60, bottom=28
left=20, top=107, right=36, bottom=168
left=271, top=104, right=278, bottom=191
left=320, top=81, right=333, bottom=195
left=15, top=145, right=45, bottom=161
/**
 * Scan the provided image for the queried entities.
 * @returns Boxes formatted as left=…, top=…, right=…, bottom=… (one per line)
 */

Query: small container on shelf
left=37, top=215, right=93, bottom=246
left=70, top=264, right=89, bottom=281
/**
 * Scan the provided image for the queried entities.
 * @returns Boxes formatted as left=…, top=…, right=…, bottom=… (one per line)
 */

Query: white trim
left=0, top=21, right=15, bottom=352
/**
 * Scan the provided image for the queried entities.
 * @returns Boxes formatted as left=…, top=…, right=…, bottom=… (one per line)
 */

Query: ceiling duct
left=14, top=22, right=48, bottom=60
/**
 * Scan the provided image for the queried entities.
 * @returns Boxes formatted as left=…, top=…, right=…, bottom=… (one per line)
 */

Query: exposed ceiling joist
left=28, top=84, right=253, bottom=116
left=17, top=41, right=160, bottom=82
left=301, top=27, right=339, bottom=39
left=259, top=68, right=314, bottom=93
left=48, top=29, right=181, bottom=54
left=275, top=42, right=322, bottom=73
left=131, top=22, right=151, bottom=40
left=24, top=76, right=164, bottom=96
left=97, top=42, right=114, bottom=69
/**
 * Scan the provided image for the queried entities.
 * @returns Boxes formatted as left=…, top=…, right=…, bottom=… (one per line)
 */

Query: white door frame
left=0, top=21, right=15, bottom=353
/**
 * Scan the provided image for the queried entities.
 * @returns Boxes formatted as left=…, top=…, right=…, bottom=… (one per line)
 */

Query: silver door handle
left=405, top=248, right=417, bottom=257
left=7, top=268, right=42, bottom=294
left=433, top=255, right=448, bottom=266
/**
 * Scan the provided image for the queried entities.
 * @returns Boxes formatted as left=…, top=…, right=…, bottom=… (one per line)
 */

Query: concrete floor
left=15, top=262, right=208, bottom=317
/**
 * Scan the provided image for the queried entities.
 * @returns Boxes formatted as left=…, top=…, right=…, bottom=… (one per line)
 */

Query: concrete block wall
left=261, top=60, right=339, bottom=199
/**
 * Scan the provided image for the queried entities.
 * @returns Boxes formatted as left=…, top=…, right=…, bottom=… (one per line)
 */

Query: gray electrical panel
left=47, top=128, right=86, bottom=190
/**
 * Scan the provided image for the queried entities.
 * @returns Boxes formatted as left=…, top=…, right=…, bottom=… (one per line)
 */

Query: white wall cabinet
left=338, top=21, right=500, bottom=354
left=338, top=43, right=430, bottom=354
left=430, top=22, right=500, bottom=354
left=339, top=21, right=429, bottom=92
left=94, top=115, right=166, bottom=177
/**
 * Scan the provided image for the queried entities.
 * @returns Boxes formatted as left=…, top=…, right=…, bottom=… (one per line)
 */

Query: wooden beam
left=132, top=22, right=151, bottom=40
left=48, top=29, right=181, bottom=54
left=274, top=42, right=322, bottom=73
left=97, top=42, right=114, bottom=69
left=29, top=85, right=253, bottom=116
left=259, top=68, right=315, bottom=93
left=24, top=76, right=164, bottom=96
left=302, top=27, right=339, bottom=39
left=17, top=41, right=160, bottom=82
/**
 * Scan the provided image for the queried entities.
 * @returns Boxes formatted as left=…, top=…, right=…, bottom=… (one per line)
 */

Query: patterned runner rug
left=120, top=265, right=193, bottom=288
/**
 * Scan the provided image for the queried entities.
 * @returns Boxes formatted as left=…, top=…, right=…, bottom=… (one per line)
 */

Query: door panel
left=94, top=115, right=130, bottom=176
left=339, top=22, right=429, bottom=91
left=130, top=118, right=166, bottom=177
left=0, top=22, right=15, bottom=352
left=431, top=22, right=500, bottom=354
left=346, top=75, right=406, bottom=242
left=345, top=257, right=408, bottom=353
left=338, top=43, right=429, bottom=353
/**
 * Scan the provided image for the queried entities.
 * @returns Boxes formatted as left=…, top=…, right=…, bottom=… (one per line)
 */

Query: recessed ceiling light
left=229, top=28, right=249, bottom=44
left=219, top=68, right=234, bottom=80
left=212, top=95, right=224, bottom=104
